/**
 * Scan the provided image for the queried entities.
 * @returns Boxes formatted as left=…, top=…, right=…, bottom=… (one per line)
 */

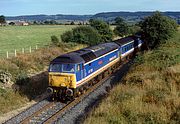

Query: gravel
left=55, top=60, right=133, bottom=124
left=4, top=99, right=50, bottom=124
left=28, top=102, right=66, bottom=124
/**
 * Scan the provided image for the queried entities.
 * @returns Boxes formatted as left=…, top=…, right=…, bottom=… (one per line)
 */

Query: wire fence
left=0, top=43, right=51, bottom=59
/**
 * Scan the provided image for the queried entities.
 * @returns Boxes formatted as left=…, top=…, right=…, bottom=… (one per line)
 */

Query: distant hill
left=6, top=14, right=92, bottom=21
left=92, top=12, right=180, bottom=22
left=6, top=11, right=180, bottom=23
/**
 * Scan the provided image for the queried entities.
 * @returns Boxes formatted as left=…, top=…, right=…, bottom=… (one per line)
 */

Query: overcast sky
left=1, top=0, right=180, bottom=16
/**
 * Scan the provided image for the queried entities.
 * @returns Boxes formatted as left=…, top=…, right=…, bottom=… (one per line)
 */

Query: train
left=47, top=35, right=143, bottom=100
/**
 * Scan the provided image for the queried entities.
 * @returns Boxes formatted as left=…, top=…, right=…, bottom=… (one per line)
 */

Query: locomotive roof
left=51, top=42, right=119, bottom=64
left=114, top=36, right=135, bottom=46
left=85, top=42, right=119, bottom=58
left=51, top=52, right=85, bottom=64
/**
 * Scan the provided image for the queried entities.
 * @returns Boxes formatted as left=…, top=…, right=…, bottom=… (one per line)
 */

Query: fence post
left=29, top=46, right=31, bottom=53
left=6, top=51, right=9, bottom=58
left=15, top=49, right=17, bottom=57
left=36, top=45, right=38, bottom=50
left=22, top=48, right=25, bottom=54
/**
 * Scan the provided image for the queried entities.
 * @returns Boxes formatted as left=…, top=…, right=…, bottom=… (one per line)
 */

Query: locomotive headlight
left=60, top=83, right=66, bottom=87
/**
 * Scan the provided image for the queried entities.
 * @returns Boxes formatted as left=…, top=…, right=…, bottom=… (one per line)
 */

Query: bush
left=61, top=31, right=73, bottom=43
left=89, top=19, right=113, bottom=42
left=51, top=35, right=59, bottom=45
left=15, top=71, right=29, bottom=85
left=61, top=26, right=101, bottom=45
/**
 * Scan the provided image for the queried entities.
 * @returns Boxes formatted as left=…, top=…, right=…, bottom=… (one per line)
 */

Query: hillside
left=6, top=12, right=180, bottom=23
left=85, top=29, right=180, bottom=123
left=6, top=14, right=92, bottom=21
left=92, top=12, right=180, bottom=22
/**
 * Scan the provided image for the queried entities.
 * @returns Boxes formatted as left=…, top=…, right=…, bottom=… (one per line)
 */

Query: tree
left=70, top=21, right=75, bottom=25
left=9, top=22, right=15, bottom=26
left=139, top=11, right=178, bottom=49
left=114, top=17, right=129, bottom=37
left=0, top=15, right=6, bottom=24
left=33, top=21, right=38, bottom=25
left=89, top=19, right=113, bottom=42
left=61, top=26, right=101, bottom=45
left=128, top=24, right=141, bottom=35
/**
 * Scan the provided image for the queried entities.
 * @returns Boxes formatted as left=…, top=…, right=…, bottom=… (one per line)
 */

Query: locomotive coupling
left=47, top=87, right=53, bottom=94
left=66, top=88, right=73, bottom=96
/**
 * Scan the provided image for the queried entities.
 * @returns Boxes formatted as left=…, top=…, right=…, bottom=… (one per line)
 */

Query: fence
left=0, top=43, right=50, bottom=59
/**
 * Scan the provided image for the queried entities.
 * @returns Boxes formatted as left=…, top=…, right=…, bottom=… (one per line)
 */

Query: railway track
left=5, top=60, right=129, bottom=124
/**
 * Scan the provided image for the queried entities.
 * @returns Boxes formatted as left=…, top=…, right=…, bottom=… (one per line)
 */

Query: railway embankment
left=0, top=43, right=85, bottom=117
left=85, top=30, right=180, bottom=123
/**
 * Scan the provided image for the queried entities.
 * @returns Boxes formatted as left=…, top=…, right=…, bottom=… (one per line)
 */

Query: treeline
left=52, top=11, right=178, bottom=49
left=54, top=17, right=139, bottom=46
left=32, top=20, right=88, bottom=25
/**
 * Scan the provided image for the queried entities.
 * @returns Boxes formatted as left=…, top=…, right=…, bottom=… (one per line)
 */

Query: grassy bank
left=0, top=25, right=76, bottom=57
left=0, top=42, right=85, bottom=115
left=85, top=30, right=180, bottom=123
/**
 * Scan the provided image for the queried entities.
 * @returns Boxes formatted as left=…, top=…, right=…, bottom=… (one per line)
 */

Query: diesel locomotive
left=47, top=35, right=143, bottom=100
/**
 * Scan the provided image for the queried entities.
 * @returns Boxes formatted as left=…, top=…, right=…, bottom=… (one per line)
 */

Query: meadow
left=0, top=25, right=76, bottom=57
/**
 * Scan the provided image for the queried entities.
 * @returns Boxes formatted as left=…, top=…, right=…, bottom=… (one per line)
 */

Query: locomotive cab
left=47, top=53, right=85, bottom=99
left=48, top=63, right=76, bottom=88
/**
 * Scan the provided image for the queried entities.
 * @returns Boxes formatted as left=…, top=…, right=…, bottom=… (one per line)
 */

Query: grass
left=85, top=30, right=180, bottom=123
left=0, top=25, right=77, bottom=57
left=0, top=88, right=28, bottom=115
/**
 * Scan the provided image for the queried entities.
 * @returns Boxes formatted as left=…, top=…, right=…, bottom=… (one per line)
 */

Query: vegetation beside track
left=85, top=29, right=180, bottom=124
left=0, top=42, right=85, bottom=115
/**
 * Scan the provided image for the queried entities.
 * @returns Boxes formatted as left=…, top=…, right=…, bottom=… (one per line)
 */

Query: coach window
left=77, top=64, right=80, bottom=71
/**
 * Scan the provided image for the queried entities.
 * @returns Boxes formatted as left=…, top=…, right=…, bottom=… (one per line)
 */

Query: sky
left=0, top=0, right=180, bottom=16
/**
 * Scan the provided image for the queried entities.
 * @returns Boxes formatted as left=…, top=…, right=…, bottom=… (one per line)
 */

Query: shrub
left=15, top=71, right=29, bottom=85
left=61, top=26, right=101, bottom=45
left=51, top=35, right=59, bottom=45
left=89, top=19, right=113, bottom=42
left=61, top=31, right=73, bottom=43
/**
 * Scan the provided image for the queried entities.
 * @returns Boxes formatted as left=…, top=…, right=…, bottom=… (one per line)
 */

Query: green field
left=0, top=25, right=76, bottom=57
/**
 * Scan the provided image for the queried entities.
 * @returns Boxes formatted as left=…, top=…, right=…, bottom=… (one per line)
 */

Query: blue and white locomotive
left=47, top=35, right=143, bottom=99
